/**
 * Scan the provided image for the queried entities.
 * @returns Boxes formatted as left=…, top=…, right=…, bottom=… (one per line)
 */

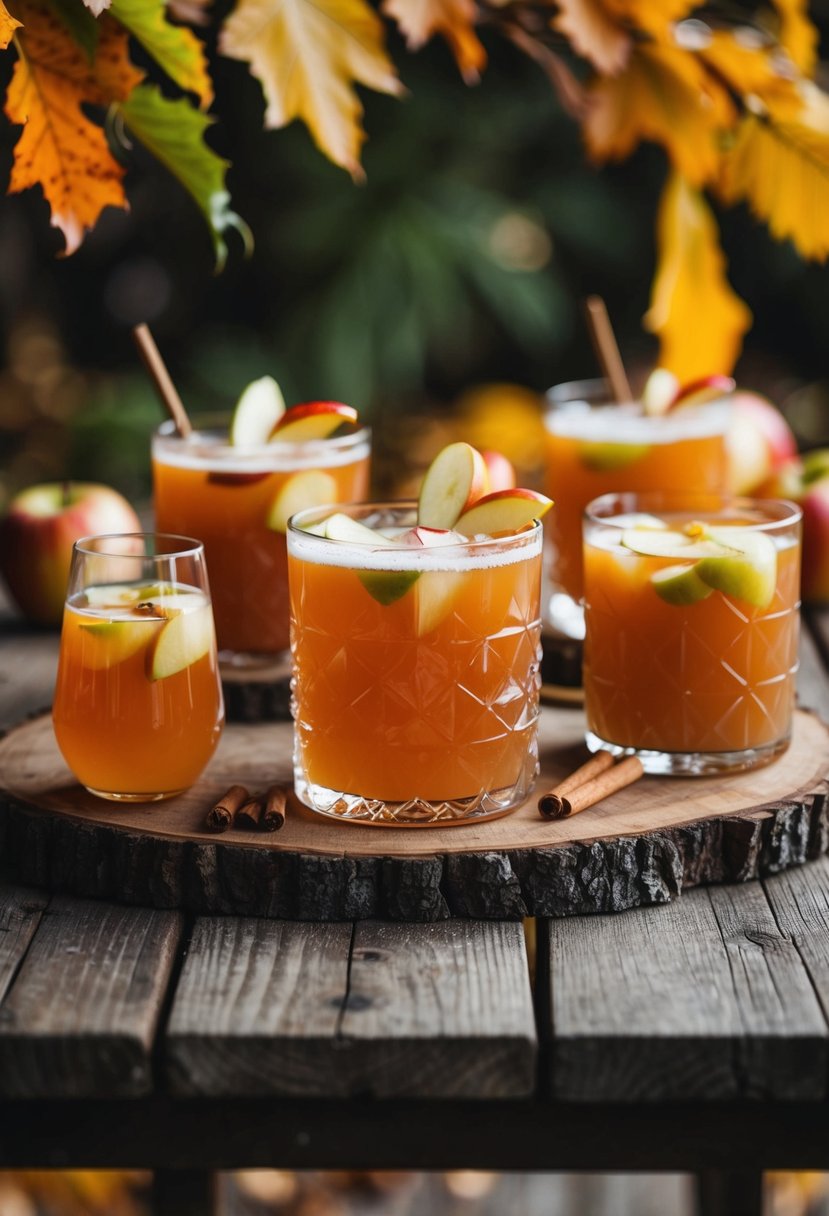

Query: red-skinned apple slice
left=481, top=449, right=516, bottom=492
left=269, top=402, right=357, bottom=443
left=266, top=470, right=338, bottom=533
left=669, top=375, right=735, bottom=410
left=455, top=488, right=553, bottom=537
left=418, top=443, right=489, bottom=529
left=229, top=376, right=286, bottom=446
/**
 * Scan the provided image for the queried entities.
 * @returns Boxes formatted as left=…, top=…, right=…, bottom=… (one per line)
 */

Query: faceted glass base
left=85, top=787, right=186, bottom=802
left=585, top=730, right=792, bottom=777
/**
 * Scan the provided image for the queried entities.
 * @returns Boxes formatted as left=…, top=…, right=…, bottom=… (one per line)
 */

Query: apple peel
left=267, top=470, right=338, bottom=533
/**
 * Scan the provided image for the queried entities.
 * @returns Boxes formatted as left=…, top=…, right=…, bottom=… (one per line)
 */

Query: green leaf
left=117, top=84, right=252, bottom=270
left=47, top=0, right=99, bottom=59
left=110, top=0, right=212, bottom=106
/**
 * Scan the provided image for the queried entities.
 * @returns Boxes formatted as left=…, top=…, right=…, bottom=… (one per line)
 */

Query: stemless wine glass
left=53, top=533, right=224, bottom=801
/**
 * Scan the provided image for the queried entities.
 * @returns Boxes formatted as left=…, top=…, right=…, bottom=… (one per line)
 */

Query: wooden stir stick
left=584, top=295, right=633, bottom=404
left=132, top=323, right=193, bottom=437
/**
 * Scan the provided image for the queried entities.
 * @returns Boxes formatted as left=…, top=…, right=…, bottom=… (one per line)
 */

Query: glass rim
left=287, top=499, right=544, bottom=554
left=545, top=376, right=733, bottom=413
left=584, top=490, right=803, bottom=532
left=72, top=531, right=206, bottom=559
left=154, top=415, right=371, bottom=453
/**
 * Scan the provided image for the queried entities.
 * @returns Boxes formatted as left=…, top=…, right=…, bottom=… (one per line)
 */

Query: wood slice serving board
left=0, top=708, right=827, bottom=922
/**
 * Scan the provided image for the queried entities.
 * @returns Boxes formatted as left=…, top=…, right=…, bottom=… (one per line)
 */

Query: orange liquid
left=53, top=593, right=224, bottom=797
left=289, top=553, right=542, bottom=802
left=583, top=536, right=800, bottom=754
left=544, top=425, right=728, bottom=603
left=153, top=447, right=370, bottom=655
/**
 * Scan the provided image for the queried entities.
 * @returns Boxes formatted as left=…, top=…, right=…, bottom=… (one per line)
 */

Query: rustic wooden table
left=1, top=605, right=829, bottom=1216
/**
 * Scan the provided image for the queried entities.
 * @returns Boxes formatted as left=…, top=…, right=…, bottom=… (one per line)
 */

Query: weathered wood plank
left=0, top=896, right=183, bottom=1098
left=762, top=856, right=829, bottom=1026
left=0, top=627, right=58, bottom=731
left=0, top=882, right=49, bottom=1002
left=799, top=612, right=829, bottom=720
left=166, top=918, right=536, bottom=1098
left=545, top=881, right=828, bottom=1102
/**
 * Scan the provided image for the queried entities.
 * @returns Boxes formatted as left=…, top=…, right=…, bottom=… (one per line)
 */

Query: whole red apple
left=0, top=482, right=141, bottom=625
left=726, top=391, right=798, bottom=495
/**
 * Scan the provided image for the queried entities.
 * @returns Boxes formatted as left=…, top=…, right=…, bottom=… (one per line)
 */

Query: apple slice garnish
left=578, top=441, right=651, bottom=472
left=620, top=528, right=741, bottom=560
left=641, top=368, right=680, bottom=416
left=454, top=488, right=553, bottom=537
left=79, top=619, right=160, bottom=669
left=322, top=512, right=417, bottom=605
left=481, top=449, right=516, bottom=492
left=84, top=582, right=167, bottom=608
left=650, top=564, right=714, bottom=606
left=269, top=402, right=357, bottom=443
left=266, top=470, right=338, bottom=533
left=418, top=442, right=489, bottom=529
left=669, top=375, right=735, bottom=411
left=415, top=571, right=464, bottom=635
left=695, top=526, right=777, bottom=609
left=229, top=376, right=286, bottom=446
left=149, top=602, right=215, bottom=680
left=207, top=471, right=270, bottom=488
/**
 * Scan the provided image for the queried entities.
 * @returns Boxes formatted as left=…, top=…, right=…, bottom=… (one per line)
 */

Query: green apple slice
left=578, top=441, right=651, bottom=472
left=322, top=513, right=420, bottom=606
left=79, top=619, right=159, bottom=669
left=84, top=582, right=168, bottom=608
left=230, top=376, right=285, bottom=446
left=621, top=528, right=740, bottom=560
left=695, top=527, right=777, bottom=610
left=650, top=564, right=714, bottom=606
left=266, top=470, right=338, bottom=533
left=149, top=603, right=215, bottom=680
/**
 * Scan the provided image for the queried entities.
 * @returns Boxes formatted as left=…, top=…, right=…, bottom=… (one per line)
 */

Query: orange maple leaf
left=0, top=1, right=21, bottom=49
left=584, top=42, right=735, bottom=187
left=771, top=0, right=818, bottom=75
left=552, top=0, right=630, bottom=76
left=220, top=0, right=403, bottom=178
left=645, top=170, right=751, bottom=380
left=383, top=0, right=485, bottom=83
left=5, top=0, right=142, bottom=254
left=602, top=0, right=696, bottom=39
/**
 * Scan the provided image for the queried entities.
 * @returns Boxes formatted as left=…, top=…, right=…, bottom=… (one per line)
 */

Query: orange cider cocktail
left=53, top=534, right=224, bottom=800
left=288, top=502, right=545, bottom=824
left=153, top=408, right=369, bottom=662
left=582, top=493, right=802, bottom=775
left=544, top=379, right=730, bottom=636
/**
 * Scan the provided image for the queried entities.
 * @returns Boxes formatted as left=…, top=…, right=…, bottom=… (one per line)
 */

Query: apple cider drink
left=544, top=378, right=731, bottom=636
left=288, top=489, right=547, bottom=824
left=152, top=387, right=370, bottom=662
left=582, top=493, right=802, bottom=775
left=53, top=534, right=224, bottom=800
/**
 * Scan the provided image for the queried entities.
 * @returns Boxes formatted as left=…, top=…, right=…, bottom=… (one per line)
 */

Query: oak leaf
left=645, top=171, right=751, bottom=380
left=220, top=0, right=403, bottom=177
left=111, top=0, right=212, bottom=106
left=584, top=42, right=734, bottom=187
left=5, top=0, right=142, bottom=254
left=719, top=84, right=829, bottom=262
left=0, top=1, right=21, bottom=49
left=552, top=0, right=630, bottom=77
left=383, top=0, right=485, bottom=83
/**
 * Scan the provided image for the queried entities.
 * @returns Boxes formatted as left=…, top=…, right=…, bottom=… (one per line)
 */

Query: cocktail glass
left=543, top=378, right=731, bottom=638
left=53, top=532, right=224, bottom=800
left=287, top=502, right=543, bottom=824
left=152, top=418, right=371, bottom=666
left=582, top=492, right=802, bottom=775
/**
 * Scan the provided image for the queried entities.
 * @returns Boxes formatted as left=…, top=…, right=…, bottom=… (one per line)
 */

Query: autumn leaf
left=770, top=0, right=818, bottom=75
left=0, top=1, right=21, bottom=49
left=111, top=0, right=212, bottom=106
left=645, top=171, right=751, bottom=381
left=5, top=1, right=141, bottom=254
left=551, top=0, right=630, bottom=77
left=584, top=42, right=734, bottom=187
left=699, top=29, right=799, bottom=104
left=119, top=83, right=251, bottom=268
left=382, top=0, right=485, bottom=82
left=719, top=84, right=829, bottom=262
left=601, top=0, right=696, bottom=40
left=220, top=0, right=403, bottom=177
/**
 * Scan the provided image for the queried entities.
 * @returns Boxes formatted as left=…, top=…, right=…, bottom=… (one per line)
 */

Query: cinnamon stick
left=206, top=784, right=249, bottom=833
left=262, top=784, right=288, bottom=832
left=538, top=755, right=644, bottom=820
left=584, top=295, right=632, bottom=405
left=132, top=323, right=193, bottom=437
left=546, top=750, right=616, bottom=801
left=235, top=795, right=265, bottom=829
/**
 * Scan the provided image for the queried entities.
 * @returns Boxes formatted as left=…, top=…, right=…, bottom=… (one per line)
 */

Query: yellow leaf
left=584, top=43, right=735, bottom=187
left=700, top=29, right=801, bottom=105
left=5, top=1, right=141, bottom=254
left=603, top=0, right=695, bottom=39
left=645, top=170, right=751, bottom=381
left=383, top=0, right=485, bottom=83
left=220, top=0, right=403, bottom=177
left=0, top=1, right=21, bottom=49
left=551, top=0, right=630, bottom=77
left=771, top=0, right=818, bottom=74
left=719, top=83, right=829, bottom=262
